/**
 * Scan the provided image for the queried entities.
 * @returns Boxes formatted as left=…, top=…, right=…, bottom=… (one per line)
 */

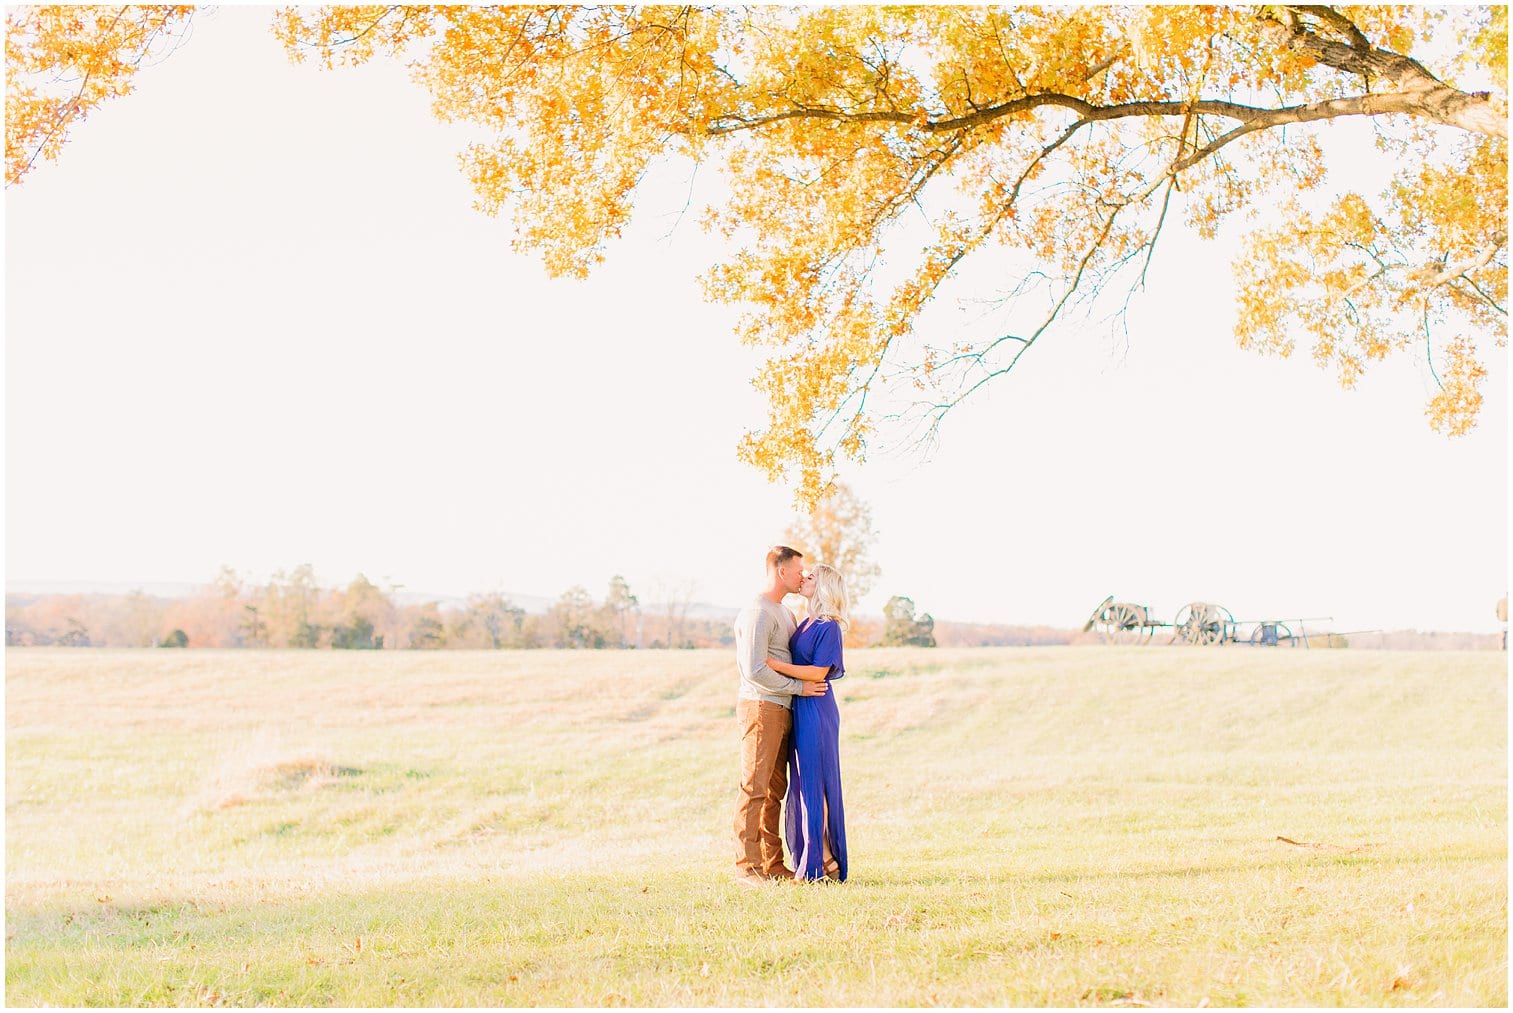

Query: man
left=732, top=545, right=829, bottom=886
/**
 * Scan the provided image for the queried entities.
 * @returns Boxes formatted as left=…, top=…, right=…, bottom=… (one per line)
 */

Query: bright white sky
left=5, top=7, right=1508, bottom=633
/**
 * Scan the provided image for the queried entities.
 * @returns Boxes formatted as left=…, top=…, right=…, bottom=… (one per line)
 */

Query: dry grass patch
left=5, top=646, right=1505, bottom=1006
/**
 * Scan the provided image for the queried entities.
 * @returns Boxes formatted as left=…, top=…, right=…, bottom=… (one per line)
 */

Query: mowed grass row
left=6, top=646, right=1506, bottom=1006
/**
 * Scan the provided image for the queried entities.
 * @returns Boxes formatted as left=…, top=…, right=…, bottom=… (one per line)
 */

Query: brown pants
left=733, top=699, right=792, bottom=876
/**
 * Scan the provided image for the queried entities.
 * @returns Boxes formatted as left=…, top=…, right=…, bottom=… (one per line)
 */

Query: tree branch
left=710, top=85, right=1505, bottom=145
left=1288, top=5, right=1373, bottom=51
left=924, top=199, right=1128, bottom=421
left=1417, top=229, right=1508, bottom=287
left=1260, top=6, right=1506, bottom=137
left=707, top=92, right=1265, bottom=137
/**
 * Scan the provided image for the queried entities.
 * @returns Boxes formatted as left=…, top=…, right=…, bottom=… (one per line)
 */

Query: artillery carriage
left=1083, top=596, right=1165, bottom=644
left=1086, top=594, right=1330, bottom=647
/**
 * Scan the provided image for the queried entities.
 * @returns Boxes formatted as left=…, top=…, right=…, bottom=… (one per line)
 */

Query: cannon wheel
left=1248, top=622, right=1298, bottom=647
left=1174, top=603, right=1234, bottom=646
left=1101, top=603, right=1154, bottom=645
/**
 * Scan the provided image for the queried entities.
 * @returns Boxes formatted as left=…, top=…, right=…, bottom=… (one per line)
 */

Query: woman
left=766, top=563, right=849, bottom=883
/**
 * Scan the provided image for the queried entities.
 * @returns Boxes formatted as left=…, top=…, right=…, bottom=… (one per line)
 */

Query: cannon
left=1240, top=614, right=1337, bottom=646
left=1173, top=604, right=1337, bottom=647
left=1083, top=595, right=1167, bottom=645
left=1248, top=621, right=1299, bottom=647
left=1172, top=601, right=1236, bottom=646
left=1086, top=596, right=1341, bottom=647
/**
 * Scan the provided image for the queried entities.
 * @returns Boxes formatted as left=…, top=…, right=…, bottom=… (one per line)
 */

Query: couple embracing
left=732, top=545, right=850, bottom=885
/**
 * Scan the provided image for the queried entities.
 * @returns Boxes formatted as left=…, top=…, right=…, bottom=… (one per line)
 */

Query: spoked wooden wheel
left=1101, top=603, right=1153, bottom=645
left=1175, top=602, right=1233, bottom=646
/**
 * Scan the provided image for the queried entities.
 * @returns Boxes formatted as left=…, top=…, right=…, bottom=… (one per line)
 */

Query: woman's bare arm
left=767, top=657, right=830, bottom=682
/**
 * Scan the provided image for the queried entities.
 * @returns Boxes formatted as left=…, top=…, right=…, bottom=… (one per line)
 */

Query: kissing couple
left=732, top=545, right=850, bottom=885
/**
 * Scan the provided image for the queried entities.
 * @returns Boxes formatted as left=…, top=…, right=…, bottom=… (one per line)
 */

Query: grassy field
left=5, top=646, right=1506, bottom=1006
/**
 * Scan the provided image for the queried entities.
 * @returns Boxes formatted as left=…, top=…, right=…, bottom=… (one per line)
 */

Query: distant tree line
left=4, top=567, right=732, bottom=650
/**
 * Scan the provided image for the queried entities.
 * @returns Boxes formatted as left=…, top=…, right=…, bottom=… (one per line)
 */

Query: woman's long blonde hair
left=808, top=563, right=850, bottom=632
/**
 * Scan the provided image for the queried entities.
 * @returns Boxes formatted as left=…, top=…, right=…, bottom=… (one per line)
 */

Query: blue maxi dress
left=783, top=617, right=848, bottom=881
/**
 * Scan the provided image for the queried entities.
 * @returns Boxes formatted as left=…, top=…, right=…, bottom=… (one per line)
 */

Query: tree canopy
left=785, top=481, right=882, bottom=600
left=881, top=595, right=938, bottom=648
left=8, top=5, right=1507, bottom=502
left=6, top=5, right=194, bottom=184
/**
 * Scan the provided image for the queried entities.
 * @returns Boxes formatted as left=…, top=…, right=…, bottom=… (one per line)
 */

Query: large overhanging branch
left=707, top=82, right=1505, bottom=142
left=704, top=5, right=1503, bottom=150
left=709, top=94, right=1262, bottom=136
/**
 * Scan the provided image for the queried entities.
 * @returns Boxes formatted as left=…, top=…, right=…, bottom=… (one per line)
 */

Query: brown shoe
left=763, top=866, right=796, bottom=881
left=734, top=868, right=766, bottom=888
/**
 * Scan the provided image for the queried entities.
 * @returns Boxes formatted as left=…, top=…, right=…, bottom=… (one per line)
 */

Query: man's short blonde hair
left=766, top=545, right=803, bottom=571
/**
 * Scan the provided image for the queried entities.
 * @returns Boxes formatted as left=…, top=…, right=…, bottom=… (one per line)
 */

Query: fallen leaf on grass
left=1080, top=986, right=1151, bottom=1007
left=1275, top=835, right=1375, bottom=853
